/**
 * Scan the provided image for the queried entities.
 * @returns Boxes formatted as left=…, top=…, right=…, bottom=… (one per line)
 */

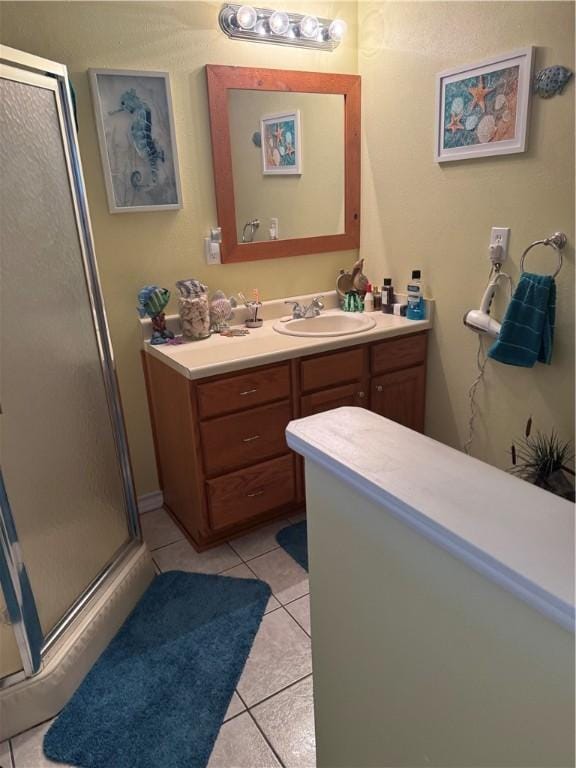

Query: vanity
left=141, top=64, right=431, bottom=549
left=142, top=295, right=432, bottom=549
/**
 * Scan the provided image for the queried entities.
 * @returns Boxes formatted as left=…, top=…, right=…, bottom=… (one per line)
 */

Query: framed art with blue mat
left=43, top=571, right=270, bottom=768
left=276, top=521, right=308, bottom=571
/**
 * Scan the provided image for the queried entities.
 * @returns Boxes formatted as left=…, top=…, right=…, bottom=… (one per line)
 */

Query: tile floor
left=0, top=509, right=314, bottom=768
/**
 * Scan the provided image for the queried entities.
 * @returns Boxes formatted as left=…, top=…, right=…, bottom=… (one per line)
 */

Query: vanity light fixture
left=299, top=15, right=319, bottom=39
left=218, top=4, right=346, bottom=50
left=235, top=4, right=258, bottom=29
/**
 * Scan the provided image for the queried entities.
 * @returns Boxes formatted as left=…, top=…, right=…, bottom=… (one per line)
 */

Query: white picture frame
left=89, top=68, right=182, bottom=213
left=260, top=110, right=302, bottom=175
left=434, top=47, right=534, bottom=163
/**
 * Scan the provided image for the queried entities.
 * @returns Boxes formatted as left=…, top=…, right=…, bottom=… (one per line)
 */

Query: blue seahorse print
left=109, top=88, right=165, bottom=188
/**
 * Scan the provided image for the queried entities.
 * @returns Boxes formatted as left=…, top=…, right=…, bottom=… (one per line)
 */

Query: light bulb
left=299, top=15, right=319, bottom=39
left=269, top=10, right=290, bottom=35
left=236, top=5, right=257, bottom=30
left=328, top=18, right=347, bottom=41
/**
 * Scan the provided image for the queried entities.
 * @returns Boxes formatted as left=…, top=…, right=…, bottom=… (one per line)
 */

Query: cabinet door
left=301, top=382, right=368, bottom=417
left=371, top=366, right=425, bottom=432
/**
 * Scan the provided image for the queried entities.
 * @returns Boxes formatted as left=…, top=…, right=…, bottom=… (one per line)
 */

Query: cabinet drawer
left=301, top=382, right=368, bottom=417
left=300, top=346, right=365, bottom=393
left=207, top=455, right=295, bottom=531
left=201, top=400, right=291, bottom=476
left=371, top=332, right=427, bottom=374
left=197, top=363, right=290, bottom=420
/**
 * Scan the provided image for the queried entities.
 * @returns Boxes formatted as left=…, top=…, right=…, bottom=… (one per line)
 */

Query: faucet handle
left=311, top=296, right=324, bottom=308
left=284, top=300, right=303, bottom=319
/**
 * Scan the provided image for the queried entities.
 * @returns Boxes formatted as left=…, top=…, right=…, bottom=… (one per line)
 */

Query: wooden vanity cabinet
left=143, top=330, right=428, bottom=550
left=370, top=332, right=427, bottom=433
left=298, top=346, right=369, bottom=418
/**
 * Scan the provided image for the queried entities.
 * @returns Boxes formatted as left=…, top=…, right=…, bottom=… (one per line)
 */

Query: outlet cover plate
left=490, top=227, right=510, bottom=259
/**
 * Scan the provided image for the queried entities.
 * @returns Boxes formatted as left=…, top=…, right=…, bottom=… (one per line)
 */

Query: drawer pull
left=247, top=489, right=265, bottom=498
left=357, top=391, right=365, bottom=399
left=239, top=388, right=258, bottom=396
left=242, top=434, right=261, bottom=443
left=376, top=385, right=383, bottom=392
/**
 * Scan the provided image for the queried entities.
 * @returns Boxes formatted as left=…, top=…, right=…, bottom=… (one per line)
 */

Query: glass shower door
left=0, top=50, right=140, bottom=679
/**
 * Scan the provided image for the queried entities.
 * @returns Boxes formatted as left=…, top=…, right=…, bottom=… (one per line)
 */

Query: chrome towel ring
left=520, top=231, right=567, bottom=278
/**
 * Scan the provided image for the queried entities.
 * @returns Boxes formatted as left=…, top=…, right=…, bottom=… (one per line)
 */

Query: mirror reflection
left=228, top=90, right=345, bottom=244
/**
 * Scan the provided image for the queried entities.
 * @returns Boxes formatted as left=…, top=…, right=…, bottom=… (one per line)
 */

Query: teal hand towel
left=488, top=272, right=556, bottom=367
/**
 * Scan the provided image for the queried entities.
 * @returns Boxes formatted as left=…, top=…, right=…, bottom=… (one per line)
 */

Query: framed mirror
left=206, top=65, right=360, bottom=263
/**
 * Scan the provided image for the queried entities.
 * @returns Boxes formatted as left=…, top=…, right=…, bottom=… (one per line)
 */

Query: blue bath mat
left=43, top=570, right=270, bottom=768
left=276, top=521, right=308, bottom=571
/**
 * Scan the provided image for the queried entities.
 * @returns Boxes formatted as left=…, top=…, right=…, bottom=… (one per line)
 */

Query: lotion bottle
left=364, top=283, right=374, bottom=312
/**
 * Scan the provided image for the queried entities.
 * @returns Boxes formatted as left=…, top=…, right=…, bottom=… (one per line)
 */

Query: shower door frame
left=0, top=45, right=141, bottom=686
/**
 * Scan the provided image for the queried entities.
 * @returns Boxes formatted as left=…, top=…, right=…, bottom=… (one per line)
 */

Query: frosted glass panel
left=0, top=75, right=130, bottom=637
left=0, top=585, right=22, bottom=678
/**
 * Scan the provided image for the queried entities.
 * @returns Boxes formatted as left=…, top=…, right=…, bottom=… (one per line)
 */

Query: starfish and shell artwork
left=435, top=48, right=534, bottom=162
left=89, top=69, right=182, bottom=212
left=260, top=110, right=302, bottom=175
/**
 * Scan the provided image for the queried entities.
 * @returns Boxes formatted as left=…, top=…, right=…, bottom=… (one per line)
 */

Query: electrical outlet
left=489, top=227, right=510, bottom=262
left=204, top=237, right=221, bottom=265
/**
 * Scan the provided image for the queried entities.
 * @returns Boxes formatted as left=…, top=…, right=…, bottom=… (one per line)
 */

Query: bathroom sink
left=273, top=311, right=377, bottom=337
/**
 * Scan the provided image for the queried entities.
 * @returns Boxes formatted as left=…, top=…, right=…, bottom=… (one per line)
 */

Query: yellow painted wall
left=359, top=1, right=575, bottom=469
left=229, top=90, right=345, bottom=241
left=0, top=1, right=358, bottom=494
left=2, top=1, right=573, bottom=491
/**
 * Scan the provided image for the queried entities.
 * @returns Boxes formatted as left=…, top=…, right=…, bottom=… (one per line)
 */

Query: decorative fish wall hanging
left=533, top=65, right=573, bottom=98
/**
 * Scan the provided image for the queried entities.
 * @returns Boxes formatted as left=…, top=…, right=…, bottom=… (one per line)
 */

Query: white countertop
left=143, top=292, right=432, bottom=380
left=286, top=406, right=575, bottom=631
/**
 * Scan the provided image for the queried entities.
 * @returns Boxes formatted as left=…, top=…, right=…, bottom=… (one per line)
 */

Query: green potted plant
left=510, top=417, right=575, bottom=501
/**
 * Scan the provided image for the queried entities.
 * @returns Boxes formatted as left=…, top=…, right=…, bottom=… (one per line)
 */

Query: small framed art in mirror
left=206, top=65, right=361, bottom=263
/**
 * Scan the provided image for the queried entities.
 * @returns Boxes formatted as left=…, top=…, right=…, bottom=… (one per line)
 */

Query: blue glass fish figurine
left=534, top=66, right=573, bottom=98
left=137, top=285, right=174, bottom=345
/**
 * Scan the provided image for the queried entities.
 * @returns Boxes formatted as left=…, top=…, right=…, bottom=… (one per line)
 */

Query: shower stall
left=0, top=46, right=153, bottom=738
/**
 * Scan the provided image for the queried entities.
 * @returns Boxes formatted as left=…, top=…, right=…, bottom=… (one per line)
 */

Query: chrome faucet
left=241, top=218, right=260, bottom=243
left=284, top=296, right=324, bottom=319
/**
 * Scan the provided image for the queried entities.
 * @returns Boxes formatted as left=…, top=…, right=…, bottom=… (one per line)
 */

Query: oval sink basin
left=273, top=311, right=377, bottom=337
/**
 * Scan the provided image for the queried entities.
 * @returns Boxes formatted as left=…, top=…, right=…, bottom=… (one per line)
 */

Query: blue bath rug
left=43, top=570, right=270, bottom=768
left=276, top=521, right=308, bottom=571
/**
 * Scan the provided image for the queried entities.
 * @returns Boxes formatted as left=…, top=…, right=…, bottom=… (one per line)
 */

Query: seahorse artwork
left=137, top=285, right=174, bottom=345
left=109, top=89, right=165, bottom=189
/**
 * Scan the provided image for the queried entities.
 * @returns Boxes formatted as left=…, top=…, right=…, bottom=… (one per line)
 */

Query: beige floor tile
left=252, top=676, right=316, bottom=768
left=287, top=512, right=306, bottom=525
left=224, top=692, right=246, bottom=721
left=0, top=740, right=12, bottom=768
left=207, top=712, right=281, bottom=767
left=229, top=519, right=292, bottom=562
left=285, top=594, right=311, bottom=636
left=11, top=721, right=67, bottom=768
left=248, top=547, right=309, bottom=605
left=140, top=508, right=184, bottom=551
left=237, top=609, right=312, bottom=707
left=153, top=539, right=241, bottom=575
left=220, top=563, right=281, bottom=614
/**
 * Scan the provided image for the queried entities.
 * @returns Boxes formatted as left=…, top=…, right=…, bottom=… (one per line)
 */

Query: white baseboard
left=137, top=490, right=164, bottom=514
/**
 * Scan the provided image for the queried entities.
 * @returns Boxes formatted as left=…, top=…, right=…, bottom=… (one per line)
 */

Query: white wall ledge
left=286, top=407, right=575, bottom=632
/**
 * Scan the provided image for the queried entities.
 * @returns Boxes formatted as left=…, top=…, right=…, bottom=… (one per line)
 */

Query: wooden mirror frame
left=206, top=65, right=361, bottom=264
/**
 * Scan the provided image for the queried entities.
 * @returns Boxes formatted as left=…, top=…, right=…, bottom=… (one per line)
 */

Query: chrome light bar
left=218, top=4, right=347, bottom=51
